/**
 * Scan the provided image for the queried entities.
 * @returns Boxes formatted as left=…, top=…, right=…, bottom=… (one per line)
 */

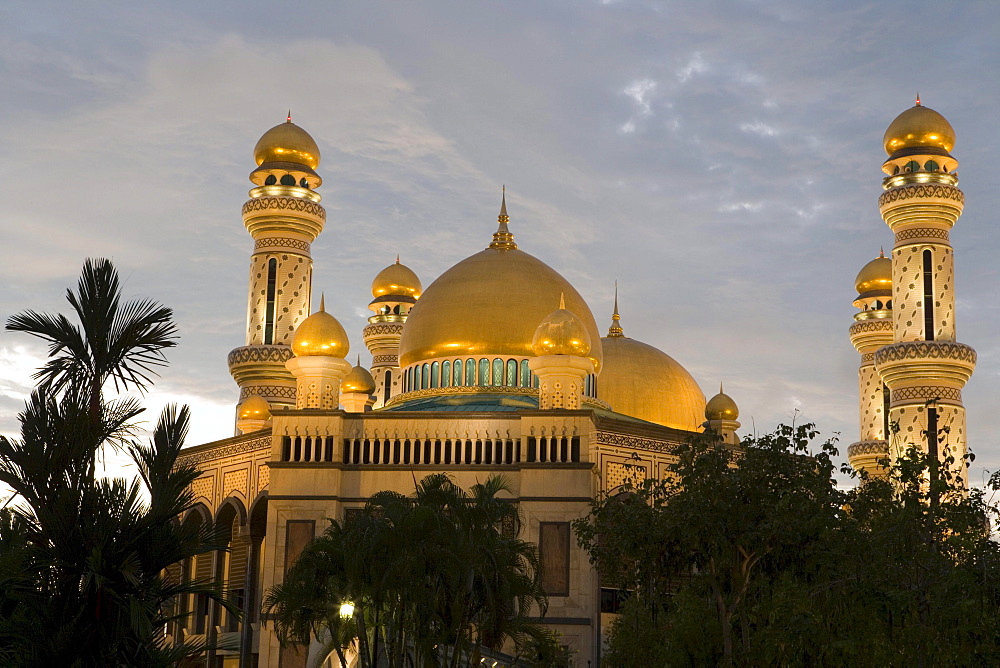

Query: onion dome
left=398, top=194, right=603, bottom=371
left=598, top=306, right=705, bottom=431
left=254, top=115, right=321, bottom=169
left=237, top=395, right=271, bottom=420
left=342, top=360, right=376, bottom=394
left=883, top=101, right=955, bottom=156
left=372, top=257, right=422, bottom=299
left=705, top=385, right=739, bottom=421
left=291, top=296, right=350, bottom=358
left=855, top=250, right=892, bottom=296
left=531, top=294, right=592, bottom=357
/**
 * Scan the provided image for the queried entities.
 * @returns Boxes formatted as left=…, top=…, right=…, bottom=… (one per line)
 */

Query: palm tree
left=0, top=259, right=231, bottom=666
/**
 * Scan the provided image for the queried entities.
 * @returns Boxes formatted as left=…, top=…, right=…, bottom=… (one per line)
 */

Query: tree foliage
left=265, top=473, right=561, bottom=667
left=0, top=258, right=232, bottom=666
left=575, top=424, right=1000, bottom=667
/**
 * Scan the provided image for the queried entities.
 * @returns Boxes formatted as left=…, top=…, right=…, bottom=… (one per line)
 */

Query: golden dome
left=399, top=247, right=602, bottom=370
left=254, top=117, right=321, bottom=169
left=883, top=103, right=955, bottom=155
left=531, top=295, right=593, bottom=357
left=855, top=251, right=892, bottom=294
left=238, top=395, right=271, bottom=421
left=372, top=258, right=422, bottom=299
left=291, top=298, right=350, bottom=358
left=705, top=387, right=739, bottom=421
left=342, top=363, right=376, bottom=394
left=598, top=334, right=706, bottom=431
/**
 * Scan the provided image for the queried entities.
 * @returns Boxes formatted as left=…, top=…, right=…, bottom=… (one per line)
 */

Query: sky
left=1, top=0, right=999, bottom=487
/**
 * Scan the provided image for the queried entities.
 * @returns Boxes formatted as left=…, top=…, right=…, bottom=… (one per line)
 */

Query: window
left=264, top=258, right=277, bottom=344
left=422, top=363, right=430, bottom=389
left=905, top=160, right=921, bottom=173
left=453, top=359, right=463, bottom=386
left=431, top=361, right=439, bottom=388
left=280, top=174, right=296, bottom=186
left=493, top=359, right=504, bottom=387
left=520, top=359, right=530, bottom=387
left=466, top=359, right=476, bottom=386
left=539, top=523, right=571, bottom=596
left=924, top=160, right=939, bottom=172
left=264, top=174, right=277, bottom=185
left=923, top=250, right=934, bottom=340
left=479, top=359, right=490, bottom=385
left=506, top=359, right=517, bottom=386
left=441, top=360, right=451, bottom=388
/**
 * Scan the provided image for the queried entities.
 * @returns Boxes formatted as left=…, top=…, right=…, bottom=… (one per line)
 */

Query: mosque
left=173, top=101, right=974, bottom=667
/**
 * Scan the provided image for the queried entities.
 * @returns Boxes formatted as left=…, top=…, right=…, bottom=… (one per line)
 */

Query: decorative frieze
left=878, top=183, right=964, bottom=207
left=242, top=196, right=326, bottom=219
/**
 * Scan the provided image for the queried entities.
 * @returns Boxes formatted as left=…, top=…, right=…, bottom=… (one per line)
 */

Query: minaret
left=847, top=251, right=894, bottom=477
left=364, top=257, right=422, bottom=408
left=873, top=100, right=976, bottom=483
left=227, top=115, right=326, bottom=415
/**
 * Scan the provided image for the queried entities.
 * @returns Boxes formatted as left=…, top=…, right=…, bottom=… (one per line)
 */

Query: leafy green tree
left=0, top=259, right=232, bottom=666
left=266, top=473, right=557, bottom=667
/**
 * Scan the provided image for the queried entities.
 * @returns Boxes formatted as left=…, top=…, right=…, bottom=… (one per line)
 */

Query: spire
left=608, top=282, right=624, bottom=338
left=915, top=93, right=921, bottom=107
left=559, top=292, right=566, bottom=310
left=319, top=293, right=325, bottom=312
left=719, top=381, right=724, bottom=394
left=879, top=247, right=885, bottom=259
left=489, top=185, right=517, bottom=250
left=395, top=254, right=400, bottom=264
left=286, top=110, right=292, bottom=123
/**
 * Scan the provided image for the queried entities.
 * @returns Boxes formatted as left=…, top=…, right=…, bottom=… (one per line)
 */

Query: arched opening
left=453, top=359, right=463, bottom=386
left=441, top=360, right=451, bottom=388
left=923, top=249, right=934, bottom=340
left=506, top=359, right=517, bottom=387
left=430, top=361, right=440, bottom=388
left=479, top=359, right=490, bottom=386
left=264, top=174, right=277, bottom=186
left=520, top=359, right=530, bottom=387
left=280, top=174, right=296, bottom=186
left=241, top=494, right=268, bottom=663
left=264, top=258, right=277, bottom=344
left=467, top=359, right=477, bottom=386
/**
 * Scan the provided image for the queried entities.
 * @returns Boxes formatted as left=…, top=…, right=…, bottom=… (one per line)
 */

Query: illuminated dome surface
left=291, top=306, right=349, bottom=358
left=705, top=389, right=739, bottom=421
left=855, top=252, right=892, bottom=295
left=372, top=259, right=422, bottom=299
left=398, top=247, right=602, bottom=371
left=237, top=395, right=271, bottom=420
left=254, top=119, right=321, bottom=169
left=531, top=298, right=592, bottom=357
left=342, top=363, right=376, bottom=394
left=883, top=104, right=955, bottom=155
left=598, top=335, right=705, bottom=430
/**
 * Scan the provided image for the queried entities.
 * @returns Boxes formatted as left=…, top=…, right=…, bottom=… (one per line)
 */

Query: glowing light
left=339, top=601, right=355, bottom=618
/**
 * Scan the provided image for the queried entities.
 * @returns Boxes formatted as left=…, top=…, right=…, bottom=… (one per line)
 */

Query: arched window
left=506, top=359, right=517, bottom=386
left=905, top=160, right=921, bottom=173
left=264, top=258, right=277, bottom=344
left=924, top=160, right=939, bottom=172
left=892, top=165, right=900, bottom=175
left=923, top=249, right=934, bottom=340
left=585, top=375, right=591, bottom=396
left=454, top=359, right=463, bottom=386
left=479, top=359, right=490, bottom=386
left=466, top=359, right=476, bottom=385
left=520, top=360, right=530, bottom=387
left=422, top=363, right=430, bottom=389
left=280, top=174, right=296, bottom=186
left=430, top=361, right=440, bottom=388
left=493, top=359, right=504, bottom=386
left=264, top=174, right=277, bottom=185
left=384, top=371, right=391, bottom=404
left=441, top=361, right=451, bottom=388
left=299, top=177, right=309, bottom=188
left=533, top=375, right=539, bottom=388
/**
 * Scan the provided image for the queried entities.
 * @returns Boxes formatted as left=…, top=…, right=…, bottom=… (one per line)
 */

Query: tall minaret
left=873, top=100, right=976, bottom=482
left=848, top=251, right=894, bottom=477
left=364, top=257, right=422, bottom=408
left=227, top=115, right=326, bottom=415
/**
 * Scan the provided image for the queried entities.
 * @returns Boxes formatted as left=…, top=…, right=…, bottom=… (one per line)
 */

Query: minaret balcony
left=874, top=340, right=976, bottom=389
left=228, top=344, right=296, bottom=386
left=242, top=195, right=326, bottom=240
left=878, top=183, right=964, bottom=231
left=849, top=317, right=894, bottom=353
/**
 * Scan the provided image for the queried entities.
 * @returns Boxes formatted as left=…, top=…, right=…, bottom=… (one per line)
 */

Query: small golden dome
left=291, top=298, right=350, bottom=358
left=238, top=395, right=271, bottom=421
left=883, top=103, right=955, bottom=156
left=254, top=117, right=321, bottom=169
left=372, top=258, right=422, bottom=299
left=342, top=363, right=376, bottom=394
left=705, top=387, right=739, bottom=421
left=531, top=295, right=593, bottom=357
left=855, top=251, right=892, bottom=294
left=598, top=335, right=705, bottom=431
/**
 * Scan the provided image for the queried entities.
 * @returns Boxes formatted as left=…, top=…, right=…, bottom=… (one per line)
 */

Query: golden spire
left=878, top=247, right=885, bottom=259
left=607, top=282, right=624, bottom=338
left=489, top=185, right=517, bottom=250
left=559, top=292, right=566, bottom=310
left=915, top=93, right=920, bottom=106
left=319, top=293, right=325, bottom=312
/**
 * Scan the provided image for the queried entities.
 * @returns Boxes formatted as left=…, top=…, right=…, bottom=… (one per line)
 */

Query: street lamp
left=339, top=601, right=355, bottom=619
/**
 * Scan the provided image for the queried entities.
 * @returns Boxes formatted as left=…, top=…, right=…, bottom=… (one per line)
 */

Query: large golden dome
left=883, top=103, right=955, bottom=156
left=291, top=300, right=350, bottom=358
left=372, top=259, right=422, bottom=299
left=398, top=215, right=602, bottom=370
left=598, top=333, right=705, bottom=431
left=855, top=251, right=892, bottom=295
left=254, top=118, right=321, bottom=169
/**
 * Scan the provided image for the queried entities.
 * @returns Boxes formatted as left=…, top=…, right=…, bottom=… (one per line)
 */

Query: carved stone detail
left=239, top=385, right=297, bottom=401
left=847, top=440, right=888, bottom=458
left=254, top=237, right=311, bottom=252
left=596, top=431, right=679, bottom=455
left=849, top=319, right=893, bottom=336
left=372, top=354, right=398, bottom=365
left=890, top=386, right=962, bottom=403
left=364, top=323, right=405, bottom=337
left=176, top=436, right=271, bottom=468
left=228, top=345, right=296, bottom=367
left=878, top=184, right=964, bottom=207
left=874, top=341, right=977, bottom=366
left=242, top=196, right=326, bottom=219
left=894, top=227, right=950, bottom=243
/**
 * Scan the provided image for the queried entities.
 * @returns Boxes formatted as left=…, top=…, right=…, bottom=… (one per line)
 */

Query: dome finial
left=559, top=292, right=566, bottom=310
left=319, top=293, right=325, bottom=312
left=879, top=247, right=885, bottom=259
left=608, top=281, right=624, bottom=338
left=915, top=93, right=921, bottom=107
left=395, top=254, right=400, bottom=264
left=286, top=110, right=292, bottom=122
left=489, top=186, right=517, bottom=250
